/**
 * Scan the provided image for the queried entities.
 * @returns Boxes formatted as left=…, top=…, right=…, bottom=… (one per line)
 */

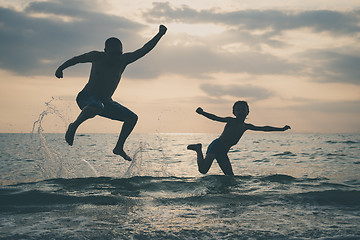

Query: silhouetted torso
left=81, top=51, right=127, bottom=100
left=219, top=118, right=248, bottom=148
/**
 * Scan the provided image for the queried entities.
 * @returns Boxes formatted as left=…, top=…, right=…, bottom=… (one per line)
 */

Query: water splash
left=31, top=98, right=170, bottom=180
left=31, top=97, right=98, bottom=179
left=124, top=141, right=169, bottom=178
left=153, top=134, right=169, bottom=176
left=81, top=159, right=99, bottom=177
left=31, top=98, right=67, bottom=179
left=124, top=141, right=147, bottom=178
left=31, top=97, right=69, bottom=135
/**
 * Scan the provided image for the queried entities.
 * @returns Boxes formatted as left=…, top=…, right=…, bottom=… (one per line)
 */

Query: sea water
left=0, top=132, right=359, bottom=240
left=0, top=98, right=359, bottom=239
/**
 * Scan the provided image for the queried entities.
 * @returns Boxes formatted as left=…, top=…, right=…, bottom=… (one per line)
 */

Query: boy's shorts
left=206, top=138, right=229, bottom=157
left=76, top=91, right=137, bottom=121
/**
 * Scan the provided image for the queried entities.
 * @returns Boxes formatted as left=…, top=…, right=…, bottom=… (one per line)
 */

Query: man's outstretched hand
left=55, top=68, right=63, bottom=79
left=159, top=25, right=167, bottom=35
left=196, top=107, right=204, bottom=115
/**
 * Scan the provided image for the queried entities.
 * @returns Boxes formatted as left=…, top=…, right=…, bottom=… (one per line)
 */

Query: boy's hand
left=196, top=107, right=203, bottom=114
left=55, top=68, right=63, bottom=79
left=159, top=25, right=167, bottom=35
left=283, top=125, right=291, bottom=131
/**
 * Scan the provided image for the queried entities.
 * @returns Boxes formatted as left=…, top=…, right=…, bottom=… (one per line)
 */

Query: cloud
left=144, top=2, right=360, bottom=36
left=1, top=1, right=359, bottom=86
left=301, top=50, right=360, bottom=85
left=125, top=41, right=301, bottom=79
left=0, top=1, right=144, bottom=76
left=140, top=2, right=360, bottom=84
left=199, top=83, right=273, bottom=101
left=290, top=99, right=360, bottom=113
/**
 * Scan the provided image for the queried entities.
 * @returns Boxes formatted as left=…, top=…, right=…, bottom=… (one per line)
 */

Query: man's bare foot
left=187, top=143, right=202, bottom=151
left=65, top=123, right=75, bottom=146
left=113, top=148, right=132, bottom=161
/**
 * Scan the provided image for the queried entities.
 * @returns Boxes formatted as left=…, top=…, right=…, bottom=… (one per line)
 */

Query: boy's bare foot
left=65, top=123, right=75, bottom=146
left=113, top=148, right=132, bottom=161
left=187, top=143, right=202, bottom=151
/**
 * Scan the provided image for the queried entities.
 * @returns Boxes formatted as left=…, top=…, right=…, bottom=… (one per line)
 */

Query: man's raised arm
left=125, top=25, right=167, bottom=64
left=55, top=51, right=98, bottom=79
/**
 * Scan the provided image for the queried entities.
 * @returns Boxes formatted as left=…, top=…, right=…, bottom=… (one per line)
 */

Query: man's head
left=105, top=37, right=123, bottom=54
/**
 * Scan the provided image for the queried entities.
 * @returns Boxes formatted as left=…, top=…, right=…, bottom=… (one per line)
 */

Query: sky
left=0, top=0, right=360, bottom=134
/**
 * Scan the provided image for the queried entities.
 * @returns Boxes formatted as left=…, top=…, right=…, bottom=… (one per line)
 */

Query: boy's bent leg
left=65, top=105, right=101, bottom=145
left=216, top=154, right=234, bottom=176
left=199, top=154, right=215, bottom=174
left=187, top=143, right=202, bottom=151
left=187, top=144, right=215, bottom=174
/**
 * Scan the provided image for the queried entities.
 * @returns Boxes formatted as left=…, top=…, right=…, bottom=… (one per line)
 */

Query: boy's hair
left=233, top=100, right=249, bottom=115
left=105, top=37, right=123, bottom=53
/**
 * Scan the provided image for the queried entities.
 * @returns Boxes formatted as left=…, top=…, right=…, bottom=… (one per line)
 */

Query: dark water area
left=1, top=175, right=360, bottom=239
left=0, top=133, right=360, bottom=239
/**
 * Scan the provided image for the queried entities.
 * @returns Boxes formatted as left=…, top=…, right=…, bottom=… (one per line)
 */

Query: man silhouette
left=55, top=25, right=167, bottom=161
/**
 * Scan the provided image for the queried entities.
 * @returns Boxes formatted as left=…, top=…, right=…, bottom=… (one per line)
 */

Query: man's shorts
left=206, top=138, right=229, bottom=157
left=76, top=91, right=137, bottom=121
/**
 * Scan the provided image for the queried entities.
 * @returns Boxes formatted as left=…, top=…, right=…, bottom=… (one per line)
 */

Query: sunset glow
left=1, top=0, right=359, bottom=133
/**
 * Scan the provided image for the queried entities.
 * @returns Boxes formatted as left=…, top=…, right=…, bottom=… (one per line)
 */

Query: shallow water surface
left=0, top=133, right=359, bottom=239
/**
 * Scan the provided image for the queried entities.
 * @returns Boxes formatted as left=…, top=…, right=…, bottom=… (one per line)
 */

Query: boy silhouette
left=188, top=101, right=291, bottom=175
left=55, top=25, right=167, bottom=161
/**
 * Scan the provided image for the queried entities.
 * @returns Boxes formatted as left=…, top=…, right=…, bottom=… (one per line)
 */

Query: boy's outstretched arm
left=196, top=107, right=229, bottom=123
left=247, top=124, right=291, bottom=132
left=125, top=25, right=167, bottom=64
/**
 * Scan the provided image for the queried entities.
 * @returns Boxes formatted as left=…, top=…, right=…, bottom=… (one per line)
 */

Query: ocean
left=0, top=132, right=359, bottom=239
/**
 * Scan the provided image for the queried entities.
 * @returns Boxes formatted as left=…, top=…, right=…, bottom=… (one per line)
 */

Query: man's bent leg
left=65, top=106, right=101, bottom=145
left=68, top=91, right=105, bottom=146
left=113, top=115, right=138, bottom=161
left=100, top=100, right=138, bottom=161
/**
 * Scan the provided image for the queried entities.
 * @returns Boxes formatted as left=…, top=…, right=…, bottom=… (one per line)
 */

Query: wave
left=1, top=175, right=359, bottom=213
left=0, top=189, right=126, bottom=206
left=326, top=140, right=359, bottom=144
left=271, top=151, right=297, bottom=157
left=1, top=174, right=352, bottom=190
left=291, top=190, right=360, bottom=207
left=259, top=174, right=296, bottom=183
